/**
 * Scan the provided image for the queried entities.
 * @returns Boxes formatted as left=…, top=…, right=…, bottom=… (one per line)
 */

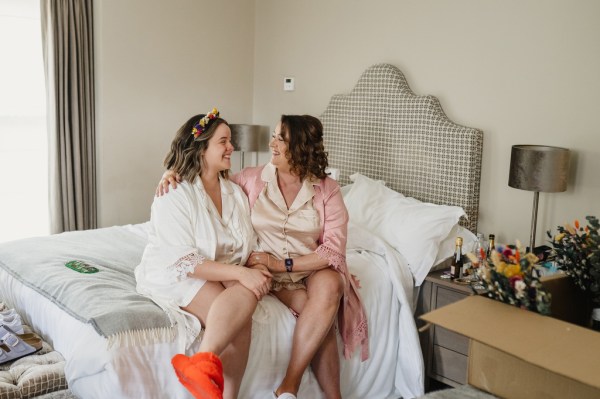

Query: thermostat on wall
left=284, top=77, right=295, bottom=91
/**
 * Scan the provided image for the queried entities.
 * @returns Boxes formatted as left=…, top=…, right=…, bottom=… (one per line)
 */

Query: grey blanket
left=0, top=224, right=171, bottom=338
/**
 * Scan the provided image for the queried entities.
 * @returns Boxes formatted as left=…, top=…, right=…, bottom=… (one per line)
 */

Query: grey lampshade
left=229, top=124, right=270, bottom=152
left=508, top=145, right=570, bottom=193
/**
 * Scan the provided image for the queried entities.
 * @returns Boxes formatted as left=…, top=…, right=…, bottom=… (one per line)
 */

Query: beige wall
left=94, top=0, right=256, bottom=226
left=95, top=0, right=600, bottom=246
left=253, top=0, right=600, bottom=245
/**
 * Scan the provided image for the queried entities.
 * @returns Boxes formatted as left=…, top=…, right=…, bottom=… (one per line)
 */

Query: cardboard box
left=541, top=274, right=591, bottom=326
left=420, top=294, right=600, bottom=399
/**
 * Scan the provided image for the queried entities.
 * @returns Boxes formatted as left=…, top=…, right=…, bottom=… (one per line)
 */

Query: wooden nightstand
left=416, top=268, right=481, bottom=389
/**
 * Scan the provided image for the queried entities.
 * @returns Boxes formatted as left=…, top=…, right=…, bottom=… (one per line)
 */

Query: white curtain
left=41, top=0, right=96, bottom=233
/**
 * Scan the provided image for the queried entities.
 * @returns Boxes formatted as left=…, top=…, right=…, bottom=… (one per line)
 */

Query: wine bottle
left=450, top=237, right=463, bottom=280
left=486, top=234, right=496, bottom=258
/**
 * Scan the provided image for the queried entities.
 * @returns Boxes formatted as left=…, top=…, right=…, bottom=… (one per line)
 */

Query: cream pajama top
left=135, top=177, right=255, bottom=350
left=251, top=163, right=321, bottom=290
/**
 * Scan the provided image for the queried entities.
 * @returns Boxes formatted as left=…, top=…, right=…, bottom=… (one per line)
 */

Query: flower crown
left=192, top=108, right=220, bottom=139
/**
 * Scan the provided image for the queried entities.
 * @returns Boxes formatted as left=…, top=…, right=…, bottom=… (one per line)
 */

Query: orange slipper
left=189, top=352, right=224, bottom=393
left=172, top=352, right=224, bottom=399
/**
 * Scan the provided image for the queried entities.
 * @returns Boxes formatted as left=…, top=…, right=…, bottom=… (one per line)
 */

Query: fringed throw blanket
left=0, top=224, right=173, bottom=346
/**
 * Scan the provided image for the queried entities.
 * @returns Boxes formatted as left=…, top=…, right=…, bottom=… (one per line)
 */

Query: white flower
left=515, top=280, right=526, bottom=299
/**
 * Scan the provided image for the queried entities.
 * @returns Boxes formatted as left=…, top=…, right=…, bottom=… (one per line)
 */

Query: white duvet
left=0, top=222, right=424, bottom=399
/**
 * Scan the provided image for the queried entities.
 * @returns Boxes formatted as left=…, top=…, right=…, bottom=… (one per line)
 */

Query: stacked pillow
left=342, top=173, right=474, bottom=286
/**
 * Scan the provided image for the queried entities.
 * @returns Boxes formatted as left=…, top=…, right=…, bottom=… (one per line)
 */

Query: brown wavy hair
left=280, top=115, right=329, bottom=181
left=164, top=114, right=230, bottom=183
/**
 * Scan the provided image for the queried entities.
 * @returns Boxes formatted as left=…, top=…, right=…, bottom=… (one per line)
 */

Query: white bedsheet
left=0, top=222, right=424, bottom=399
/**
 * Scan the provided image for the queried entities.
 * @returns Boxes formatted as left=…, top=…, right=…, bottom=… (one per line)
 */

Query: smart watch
left=284, top=258, right=293, bottom=273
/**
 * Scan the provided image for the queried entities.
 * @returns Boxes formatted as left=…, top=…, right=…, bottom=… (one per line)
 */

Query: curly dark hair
left=164, top=114, right=230, bottom=183
left=280, top=114, right=328, bottom=181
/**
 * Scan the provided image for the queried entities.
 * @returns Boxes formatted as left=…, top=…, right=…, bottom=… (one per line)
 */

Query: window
left=0, top=0, right=48, bottom=242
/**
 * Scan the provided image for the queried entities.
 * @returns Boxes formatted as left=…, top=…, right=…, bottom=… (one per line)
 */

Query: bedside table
left=416, top=268, right=481, bottom=389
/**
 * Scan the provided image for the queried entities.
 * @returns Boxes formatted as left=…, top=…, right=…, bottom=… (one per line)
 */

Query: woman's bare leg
left=183, top=281, right=257, bottom=399
left=218, top=318, right=252, bottom=398
left=273, top=269, right=343, bottom=398
left=310, top=325, right=341, bottom=399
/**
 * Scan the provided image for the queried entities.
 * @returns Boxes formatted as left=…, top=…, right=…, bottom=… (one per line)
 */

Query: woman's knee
left=308, top=270, right=344, bottom=304
left=225, top=280, right=259, bottom=302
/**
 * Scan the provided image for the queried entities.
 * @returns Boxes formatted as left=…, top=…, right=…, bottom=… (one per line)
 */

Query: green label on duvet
left=65, top=260, right=99, bottom=274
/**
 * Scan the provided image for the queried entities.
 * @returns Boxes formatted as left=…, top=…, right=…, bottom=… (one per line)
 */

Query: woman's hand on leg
left=238, top=267, right=272, bottom=300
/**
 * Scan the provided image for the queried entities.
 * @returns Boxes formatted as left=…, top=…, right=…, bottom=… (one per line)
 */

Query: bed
left=0, top=64, right=482, bottom=399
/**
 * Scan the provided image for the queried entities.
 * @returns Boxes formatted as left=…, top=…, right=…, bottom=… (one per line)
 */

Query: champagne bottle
left=450, top=237, right=463, bottom=280
left=486, top=234, right=496, bottom=259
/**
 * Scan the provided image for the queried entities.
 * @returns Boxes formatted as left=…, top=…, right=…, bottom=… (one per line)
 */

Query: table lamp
left=229, top=124, right=270, bottom=168
left=508, top=144, right=570, bottom=251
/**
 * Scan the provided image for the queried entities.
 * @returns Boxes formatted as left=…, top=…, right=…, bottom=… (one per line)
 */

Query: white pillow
left=344, top=173, right=466, bottom=286
left=340, top=183, right=354, bottom=198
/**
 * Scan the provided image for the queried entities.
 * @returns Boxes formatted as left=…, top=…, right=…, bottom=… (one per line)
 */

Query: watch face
left=285, top=258, right=293, bottom=266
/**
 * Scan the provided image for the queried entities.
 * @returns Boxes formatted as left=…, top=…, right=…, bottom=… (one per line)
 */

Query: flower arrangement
left=468, top=242, right=552, bottom=315
left=547, top=216, right=600, bottom=308
left=192, top=107, right=220, bottom=138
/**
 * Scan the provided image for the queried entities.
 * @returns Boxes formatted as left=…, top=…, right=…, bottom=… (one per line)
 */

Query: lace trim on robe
left=315, top=244, right=345, bottom=272
left=168, top=251, right=205, bottom=281
left=315, top=244, right=363, bottom=288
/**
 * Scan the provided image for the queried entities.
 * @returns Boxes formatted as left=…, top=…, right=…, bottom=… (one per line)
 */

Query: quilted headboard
left=321, top=64, right=483, bottom=232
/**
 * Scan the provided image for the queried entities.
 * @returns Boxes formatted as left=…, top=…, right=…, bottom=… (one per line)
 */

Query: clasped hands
left=239, top=252, right=277, bottom=300
left=246, top=251, right=281, bottom=273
